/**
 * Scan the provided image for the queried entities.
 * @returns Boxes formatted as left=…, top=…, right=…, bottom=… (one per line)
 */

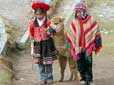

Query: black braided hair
left=44, top=14, right=48, bottom=28
left=34, top=7, right=45, bottom=13
left=34, top=17, right=39, bottom=27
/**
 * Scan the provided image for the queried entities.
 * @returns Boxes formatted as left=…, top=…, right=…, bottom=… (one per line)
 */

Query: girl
left=29, top=1, right=57, bottom=85
left=66, top=2, right=102, bottom=85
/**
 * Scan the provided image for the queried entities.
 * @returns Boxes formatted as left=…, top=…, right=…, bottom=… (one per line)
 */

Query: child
left=29, top=1, right=58, bottom=85
left=66, top=2, right=102, bottom=85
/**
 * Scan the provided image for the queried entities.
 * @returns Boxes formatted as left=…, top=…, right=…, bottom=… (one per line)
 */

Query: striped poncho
left=66, top=15, right=102, bottom=61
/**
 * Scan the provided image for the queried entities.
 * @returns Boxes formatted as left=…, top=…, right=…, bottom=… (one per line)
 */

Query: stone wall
left=0, top=17, right=7, bottom=56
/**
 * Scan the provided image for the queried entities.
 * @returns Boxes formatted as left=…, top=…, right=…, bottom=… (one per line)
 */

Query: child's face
left=76, top=10, right=82, bottom=19
left=35, top=11, right=45, bottom=20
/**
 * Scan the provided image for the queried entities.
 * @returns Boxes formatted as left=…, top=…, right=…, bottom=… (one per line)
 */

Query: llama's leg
left=58, top=56, right=67, bottom=82
left=68, top=57, right=79, bottom=81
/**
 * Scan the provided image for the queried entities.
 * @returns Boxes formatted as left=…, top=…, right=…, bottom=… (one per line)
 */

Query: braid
left=34, top=17, right=39, bottom=27
left=44, top=14, right=48, bottom=28
left=75, top=12, right=77, bottom=19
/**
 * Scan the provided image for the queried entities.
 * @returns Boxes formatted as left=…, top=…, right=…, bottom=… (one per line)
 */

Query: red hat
left=32, top=1, right=50, bottom=11
left=75, top=2, right=86, bottom=11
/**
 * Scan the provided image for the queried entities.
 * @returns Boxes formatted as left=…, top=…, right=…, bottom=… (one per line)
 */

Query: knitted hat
left=75, top=2, right=86, bottom=11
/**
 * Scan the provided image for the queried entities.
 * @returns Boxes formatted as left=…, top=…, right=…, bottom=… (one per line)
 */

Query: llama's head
left=51, top=16, right=65, bottom=33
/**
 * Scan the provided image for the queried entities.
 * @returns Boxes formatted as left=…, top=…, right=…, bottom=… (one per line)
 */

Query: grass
left=0, top=66, right=12, bottom=85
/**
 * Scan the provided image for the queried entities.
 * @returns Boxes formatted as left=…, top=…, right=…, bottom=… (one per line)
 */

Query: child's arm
left=46, top=21, right=56, bottom=35
left=29, top=20, right=34, bottom=39
left=94, top=25, right=102, bottom=54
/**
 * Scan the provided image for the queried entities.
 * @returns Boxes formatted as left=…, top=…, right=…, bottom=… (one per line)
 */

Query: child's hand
left=47, top=27, right=56, bottom=36
left=95, top=52, right=100, bottom=57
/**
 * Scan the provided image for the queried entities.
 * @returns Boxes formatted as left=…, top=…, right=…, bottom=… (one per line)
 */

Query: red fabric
left=82, top=15, right=91, bottom=24
left=29, top=18, right=51, bottom=42
left=70, top=48, right=80, bottom=61
left=79, top=20, right=85, bottom=52
left=29, top=19, right=34, bottom=39
left=94, top=44, right=102, bottom=54
left=70, top=21, right=76, bottom=38
left=85, top=21, right=97, bottom=36
left=32, top=2, right=50, bottom=11
left=67, top=15, right=102, bottom=60
left=94, top=33, right=102, bottom=54
left=66, top=34, right=80, bottom=61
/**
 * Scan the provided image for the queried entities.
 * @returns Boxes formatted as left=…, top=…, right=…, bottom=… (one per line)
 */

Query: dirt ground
left=4, top=0, right=114, bottom=85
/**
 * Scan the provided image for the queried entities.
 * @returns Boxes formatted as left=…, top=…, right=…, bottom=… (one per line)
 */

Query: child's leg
left=85, top=57, right=93, bottom=82
left=45, top=64, right=53, bottom=83
left=77, top=53, right=86, bottom=81
left=38, top=64, right=47, bottom=83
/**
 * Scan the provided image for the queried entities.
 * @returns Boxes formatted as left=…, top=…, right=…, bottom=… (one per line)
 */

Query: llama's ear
left=62, top=18, right=65, bottom=22
left=60, top=17, right=65, bottom=22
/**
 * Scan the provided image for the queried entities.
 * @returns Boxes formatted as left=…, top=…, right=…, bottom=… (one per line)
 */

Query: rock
left=1, top=16, right=16, bottom=49
left=16, top=30, right=29, bottom=50
left=0, top=17, right=7, bottom=56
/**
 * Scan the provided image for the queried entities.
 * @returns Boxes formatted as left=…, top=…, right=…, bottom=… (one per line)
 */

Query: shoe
left=40, top=81, right=46, bottom=85
left=80, top=80, right=86, bottom=85
left=47, top=80, right=53, bottom=85
left=80, top=78, right=86, bottom=85
left=59, top=79, right=63, bottom=82
left=86, top=81, right=94, bottom=85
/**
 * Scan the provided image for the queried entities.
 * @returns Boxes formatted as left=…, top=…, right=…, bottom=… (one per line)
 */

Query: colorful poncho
left=66, top=15, right=102, bottom=61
